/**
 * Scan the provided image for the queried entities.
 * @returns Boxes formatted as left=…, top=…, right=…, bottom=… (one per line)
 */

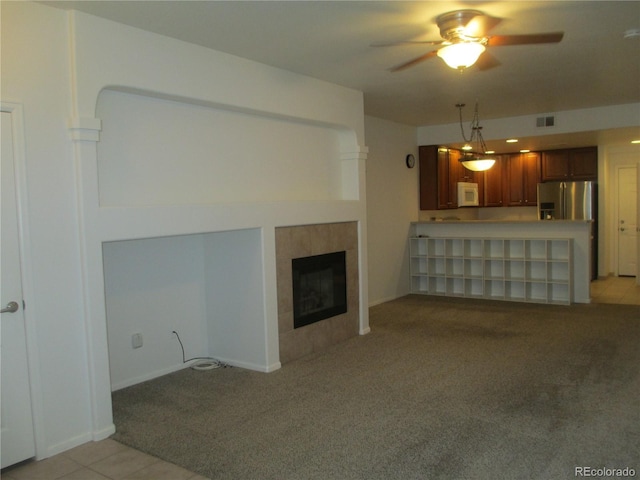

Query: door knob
left=1, top=301, right=19, bottom=313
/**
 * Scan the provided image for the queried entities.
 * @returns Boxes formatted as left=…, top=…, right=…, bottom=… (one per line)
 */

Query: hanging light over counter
left=456, top=102, right=495, bottom=172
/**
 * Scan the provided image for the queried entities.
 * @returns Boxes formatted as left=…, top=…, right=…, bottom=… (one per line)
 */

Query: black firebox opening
left=292, top=251, right=347, bottom=329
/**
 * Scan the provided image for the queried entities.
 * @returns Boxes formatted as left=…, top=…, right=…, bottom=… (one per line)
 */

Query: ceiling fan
left=375, top=9, right=564, bottom=72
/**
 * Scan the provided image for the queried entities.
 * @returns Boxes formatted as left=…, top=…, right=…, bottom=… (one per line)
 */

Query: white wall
left=364, top=116, right=418, bottom=305
left=1, top=2, right=93, bottom=457
left=103, top=235, right=208, bottom=391
left=204, top=229, right=266, bottom=370
left=1, top=1, right=369, bottom=462
left=96, top=89, right=345, bottom=206
left=416, top=104, right=640, bottom=146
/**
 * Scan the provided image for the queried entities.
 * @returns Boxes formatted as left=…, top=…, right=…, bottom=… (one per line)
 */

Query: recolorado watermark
left=575, top=466, right=636, bottom=477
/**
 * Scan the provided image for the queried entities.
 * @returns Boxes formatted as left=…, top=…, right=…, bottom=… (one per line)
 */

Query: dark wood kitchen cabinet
left=504, top=152, right=540, bottom=206
left=419, top=145, right=456, bottom=209
left=419, top=145, right=440, bottom=210
left=482, top=155, right=505, bottom=207
left=541, top=147, right=597, bottom=181
left=420, top=146, right=479, bottom=210
left=437, top=148, right=458, bottom=209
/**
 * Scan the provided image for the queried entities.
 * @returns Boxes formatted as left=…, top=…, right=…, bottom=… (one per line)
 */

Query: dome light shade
left=437, top=43, right=486, bottom=69
left=460, top=158, right=496, bottom=172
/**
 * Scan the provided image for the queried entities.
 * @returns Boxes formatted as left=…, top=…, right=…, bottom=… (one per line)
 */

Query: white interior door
left=1, top=110, right=36, bottom=469
left=617, top=165, right=638, bottom=277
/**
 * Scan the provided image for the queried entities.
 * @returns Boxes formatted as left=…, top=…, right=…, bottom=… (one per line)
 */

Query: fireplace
left=292, top=251, right=347, bottom=328
left=275, top=222, right=360, bottom=364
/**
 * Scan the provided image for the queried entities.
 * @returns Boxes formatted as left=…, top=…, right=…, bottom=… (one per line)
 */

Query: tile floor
left=3, top=275, right=637, bottom=480
left=1, top=439, right=208, bottom=480
left=590, top=275, right=640, bottom=305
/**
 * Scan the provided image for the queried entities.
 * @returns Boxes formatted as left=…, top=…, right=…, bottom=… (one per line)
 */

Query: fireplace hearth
left=292, top=251, right=347, bottom=329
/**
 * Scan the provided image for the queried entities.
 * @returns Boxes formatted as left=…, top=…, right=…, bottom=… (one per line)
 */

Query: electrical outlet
left=131, top=333, right=143, bottom=349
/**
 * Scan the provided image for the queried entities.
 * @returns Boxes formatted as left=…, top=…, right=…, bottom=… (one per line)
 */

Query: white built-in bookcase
left=409, top=236, right=573, bottom=304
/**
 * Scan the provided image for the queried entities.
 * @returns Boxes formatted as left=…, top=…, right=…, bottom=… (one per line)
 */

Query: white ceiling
left=42, top=0, right=640, bottom=149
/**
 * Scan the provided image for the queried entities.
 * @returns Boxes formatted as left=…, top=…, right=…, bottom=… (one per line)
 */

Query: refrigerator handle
left=560, top=182, right=566, bottom=220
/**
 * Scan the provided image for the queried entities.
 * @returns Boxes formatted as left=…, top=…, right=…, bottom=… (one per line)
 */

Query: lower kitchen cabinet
left=409, top=236, right=572, bottom=305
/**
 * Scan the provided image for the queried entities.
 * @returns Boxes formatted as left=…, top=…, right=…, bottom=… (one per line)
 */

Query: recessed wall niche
left=102, top=228, right=266, bottom=390
left=95, top=89, right=345, bottom=207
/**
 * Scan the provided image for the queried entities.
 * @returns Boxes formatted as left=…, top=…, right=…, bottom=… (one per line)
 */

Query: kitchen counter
left=416, top=219, right=593, bottom=224
left=411, top=221, right=593, bottom=303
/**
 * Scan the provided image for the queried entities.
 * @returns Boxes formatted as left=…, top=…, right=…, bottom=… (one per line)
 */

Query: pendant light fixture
left=456, top=102, right=495, bottom=172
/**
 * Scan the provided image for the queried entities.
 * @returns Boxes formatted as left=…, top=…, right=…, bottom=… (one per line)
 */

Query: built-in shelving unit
left=409, top=236, right=572, bottom=305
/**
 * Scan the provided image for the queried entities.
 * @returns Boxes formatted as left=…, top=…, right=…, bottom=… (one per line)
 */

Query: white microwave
left=457, top=182, right=479, bottom=207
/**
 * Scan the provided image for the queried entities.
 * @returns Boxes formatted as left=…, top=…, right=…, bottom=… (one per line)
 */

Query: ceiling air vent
left=536, top=115, right=555, bottom=127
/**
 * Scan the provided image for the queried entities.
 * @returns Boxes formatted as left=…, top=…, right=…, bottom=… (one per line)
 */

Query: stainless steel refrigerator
left=537, top=181, right=597, bottom=279
left=537, top=181, right=596, bottom=221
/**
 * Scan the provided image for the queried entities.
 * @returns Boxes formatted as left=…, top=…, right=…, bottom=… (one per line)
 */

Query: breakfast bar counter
left=410, top=220, right=593, bottom=304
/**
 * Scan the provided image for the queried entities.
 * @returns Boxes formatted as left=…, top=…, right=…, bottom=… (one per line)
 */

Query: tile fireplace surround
left=276, top=222, right=360, bottom=364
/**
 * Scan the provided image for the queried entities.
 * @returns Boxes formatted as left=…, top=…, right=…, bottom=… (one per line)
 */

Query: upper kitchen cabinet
left=420, top=145, right=477, bottom=210
left=504, top=152, right=541, bottom=206
left=541, top=147, right=598, bottom=182
left=482, top=155, right=505, bottom=207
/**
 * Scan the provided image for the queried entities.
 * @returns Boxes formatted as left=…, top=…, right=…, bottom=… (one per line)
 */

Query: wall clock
left=406, top=154, right=416, bottom=169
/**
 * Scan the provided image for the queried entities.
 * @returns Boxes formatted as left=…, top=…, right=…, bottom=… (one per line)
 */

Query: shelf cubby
left=485, top=259, right=504, bottom=279
left=464, top=258, right=483, bottom=278
left=464, top=278, right=484, bottom=297
left=428, top=238, right=445, bottom=257
left=484, top=279, right=505, bottom=299
left=446, top=277, right=465, bottom=296
left=411, top=257, right=428, bottom=275
left=525, top=240, right=547, bottom=260
left=526, top=261, right=547, bottom=282
left=505, top=240, right=525, bottom=259
left=464, top=239, right=484, bottom=258
left=430, top=276, right=446, bottom=295
left=429, top=257, right=446, bottom=276
left=446, top=258, right=464, bottom=277
left=485, top=239, right=504, bottom=259
left=505, top=260, right=525, bottom=280
left=505, top=281, right=525, bottom=301
left=446, top=239, right=464, bottom=258
left=548, top=261, right=569, bottom=282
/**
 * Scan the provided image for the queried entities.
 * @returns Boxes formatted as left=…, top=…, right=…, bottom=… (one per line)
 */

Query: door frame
left=613, top=163, right=638, bottom=277
left=1, top=102, right=44, bottom=461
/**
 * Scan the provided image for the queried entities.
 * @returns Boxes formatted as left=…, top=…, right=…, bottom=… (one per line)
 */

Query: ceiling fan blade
left=390, top=50, right=439, bottom=72
left=487, top=32, right=564, bottom=46
left=371, top=40, right=443, bottom=47
left=463, top=14, right=502, bottom=38
left=474, top=51, right=501, bottom=71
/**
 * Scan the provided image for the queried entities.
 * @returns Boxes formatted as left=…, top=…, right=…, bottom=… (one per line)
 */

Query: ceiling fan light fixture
left=437, top=42, right=485, bottom=69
